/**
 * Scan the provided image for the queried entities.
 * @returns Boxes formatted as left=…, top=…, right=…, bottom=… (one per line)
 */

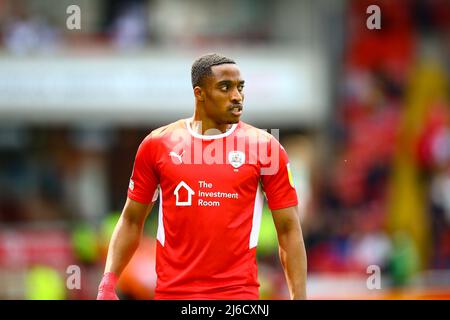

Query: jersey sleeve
left=260, top=137, right=299, bottom=211
left=127, top=134, right=159, bottom=204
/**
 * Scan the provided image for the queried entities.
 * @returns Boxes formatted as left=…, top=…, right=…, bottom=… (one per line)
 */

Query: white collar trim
left=185, top=118, right=238, bottom=140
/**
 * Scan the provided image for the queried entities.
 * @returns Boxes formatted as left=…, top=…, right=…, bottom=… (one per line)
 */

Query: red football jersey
left=127, top=118, right=298, bottom=299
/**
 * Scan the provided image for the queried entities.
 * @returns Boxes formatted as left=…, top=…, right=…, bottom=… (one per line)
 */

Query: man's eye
left=221, top=86, right=228, bottom=91
left=238, top=86, right=244, bottom=91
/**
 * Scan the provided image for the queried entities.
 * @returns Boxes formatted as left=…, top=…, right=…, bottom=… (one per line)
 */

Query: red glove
left=97, top=272, right=119, bottom=300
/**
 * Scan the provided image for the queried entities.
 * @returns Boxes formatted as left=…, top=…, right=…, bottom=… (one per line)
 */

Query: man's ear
left=194, top=86, right=205, bottom=102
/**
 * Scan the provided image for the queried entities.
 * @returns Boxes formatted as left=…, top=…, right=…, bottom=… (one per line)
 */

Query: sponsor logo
left=169, top=150, right=185, bottom=164
left=174, top=181, right=195, bottom=206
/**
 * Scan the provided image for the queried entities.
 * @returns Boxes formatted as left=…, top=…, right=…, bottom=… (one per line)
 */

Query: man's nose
left=230, top=88, right=242, bottom=103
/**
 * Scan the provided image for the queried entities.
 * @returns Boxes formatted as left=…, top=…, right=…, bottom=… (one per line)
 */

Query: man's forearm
left=104, top=215, right=143, bottom=277
left=278, top=229, right=307, bottom=300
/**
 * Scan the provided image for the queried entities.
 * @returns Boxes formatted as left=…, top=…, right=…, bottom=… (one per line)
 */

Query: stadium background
left=0, top=0, right=449, bottom=299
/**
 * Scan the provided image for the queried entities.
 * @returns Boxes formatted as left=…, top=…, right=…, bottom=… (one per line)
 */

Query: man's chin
left=227, top=117, right=240, bottom=124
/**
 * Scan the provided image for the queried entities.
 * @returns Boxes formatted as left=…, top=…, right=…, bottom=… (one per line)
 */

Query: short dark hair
left=191, top=53, right=236, bottom=88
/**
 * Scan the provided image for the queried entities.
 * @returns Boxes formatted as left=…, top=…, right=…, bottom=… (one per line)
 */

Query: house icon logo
left=174, top=181, right=195, bottom=206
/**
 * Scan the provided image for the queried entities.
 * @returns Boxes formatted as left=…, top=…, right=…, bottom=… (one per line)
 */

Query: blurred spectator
left=111, top=2, right=149, bottom=51
left=3, top=1, right=60, bottom=55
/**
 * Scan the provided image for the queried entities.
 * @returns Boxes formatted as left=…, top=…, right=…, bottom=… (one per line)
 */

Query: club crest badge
left=228, top=151, right=245, bottom=168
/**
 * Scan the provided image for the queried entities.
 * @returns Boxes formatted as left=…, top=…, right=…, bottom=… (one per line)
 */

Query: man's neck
left=191, top=115, right=232, bottom=135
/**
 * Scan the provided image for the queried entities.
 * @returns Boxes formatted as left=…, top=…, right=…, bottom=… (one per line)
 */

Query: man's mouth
left=230, top=105, right=243, bottom=116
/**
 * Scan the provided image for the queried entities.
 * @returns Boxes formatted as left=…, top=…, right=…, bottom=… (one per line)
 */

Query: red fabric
left=128, top=119, right=298, bottom=299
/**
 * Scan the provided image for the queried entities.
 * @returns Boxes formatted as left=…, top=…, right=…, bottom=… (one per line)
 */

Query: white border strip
left=156, top=188, right=165, bottom=246
left=249, top=183, right=264, bottom=249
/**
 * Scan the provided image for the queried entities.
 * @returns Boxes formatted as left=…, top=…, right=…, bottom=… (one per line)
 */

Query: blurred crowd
left=304, top=0, right=450, bottom=292
left=0, top=0, right=278, bottom=55
left=0, top=0, right=450, bottom=299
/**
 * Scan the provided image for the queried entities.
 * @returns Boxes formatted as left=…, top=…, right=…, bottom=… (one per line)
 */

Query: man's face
left=201, top=63, right=245, bottom=125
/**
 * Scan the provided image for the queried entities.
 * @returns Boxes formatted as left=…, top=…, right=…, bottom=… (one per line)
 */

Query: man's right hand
left=97, top=272, right=119, bottom=300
